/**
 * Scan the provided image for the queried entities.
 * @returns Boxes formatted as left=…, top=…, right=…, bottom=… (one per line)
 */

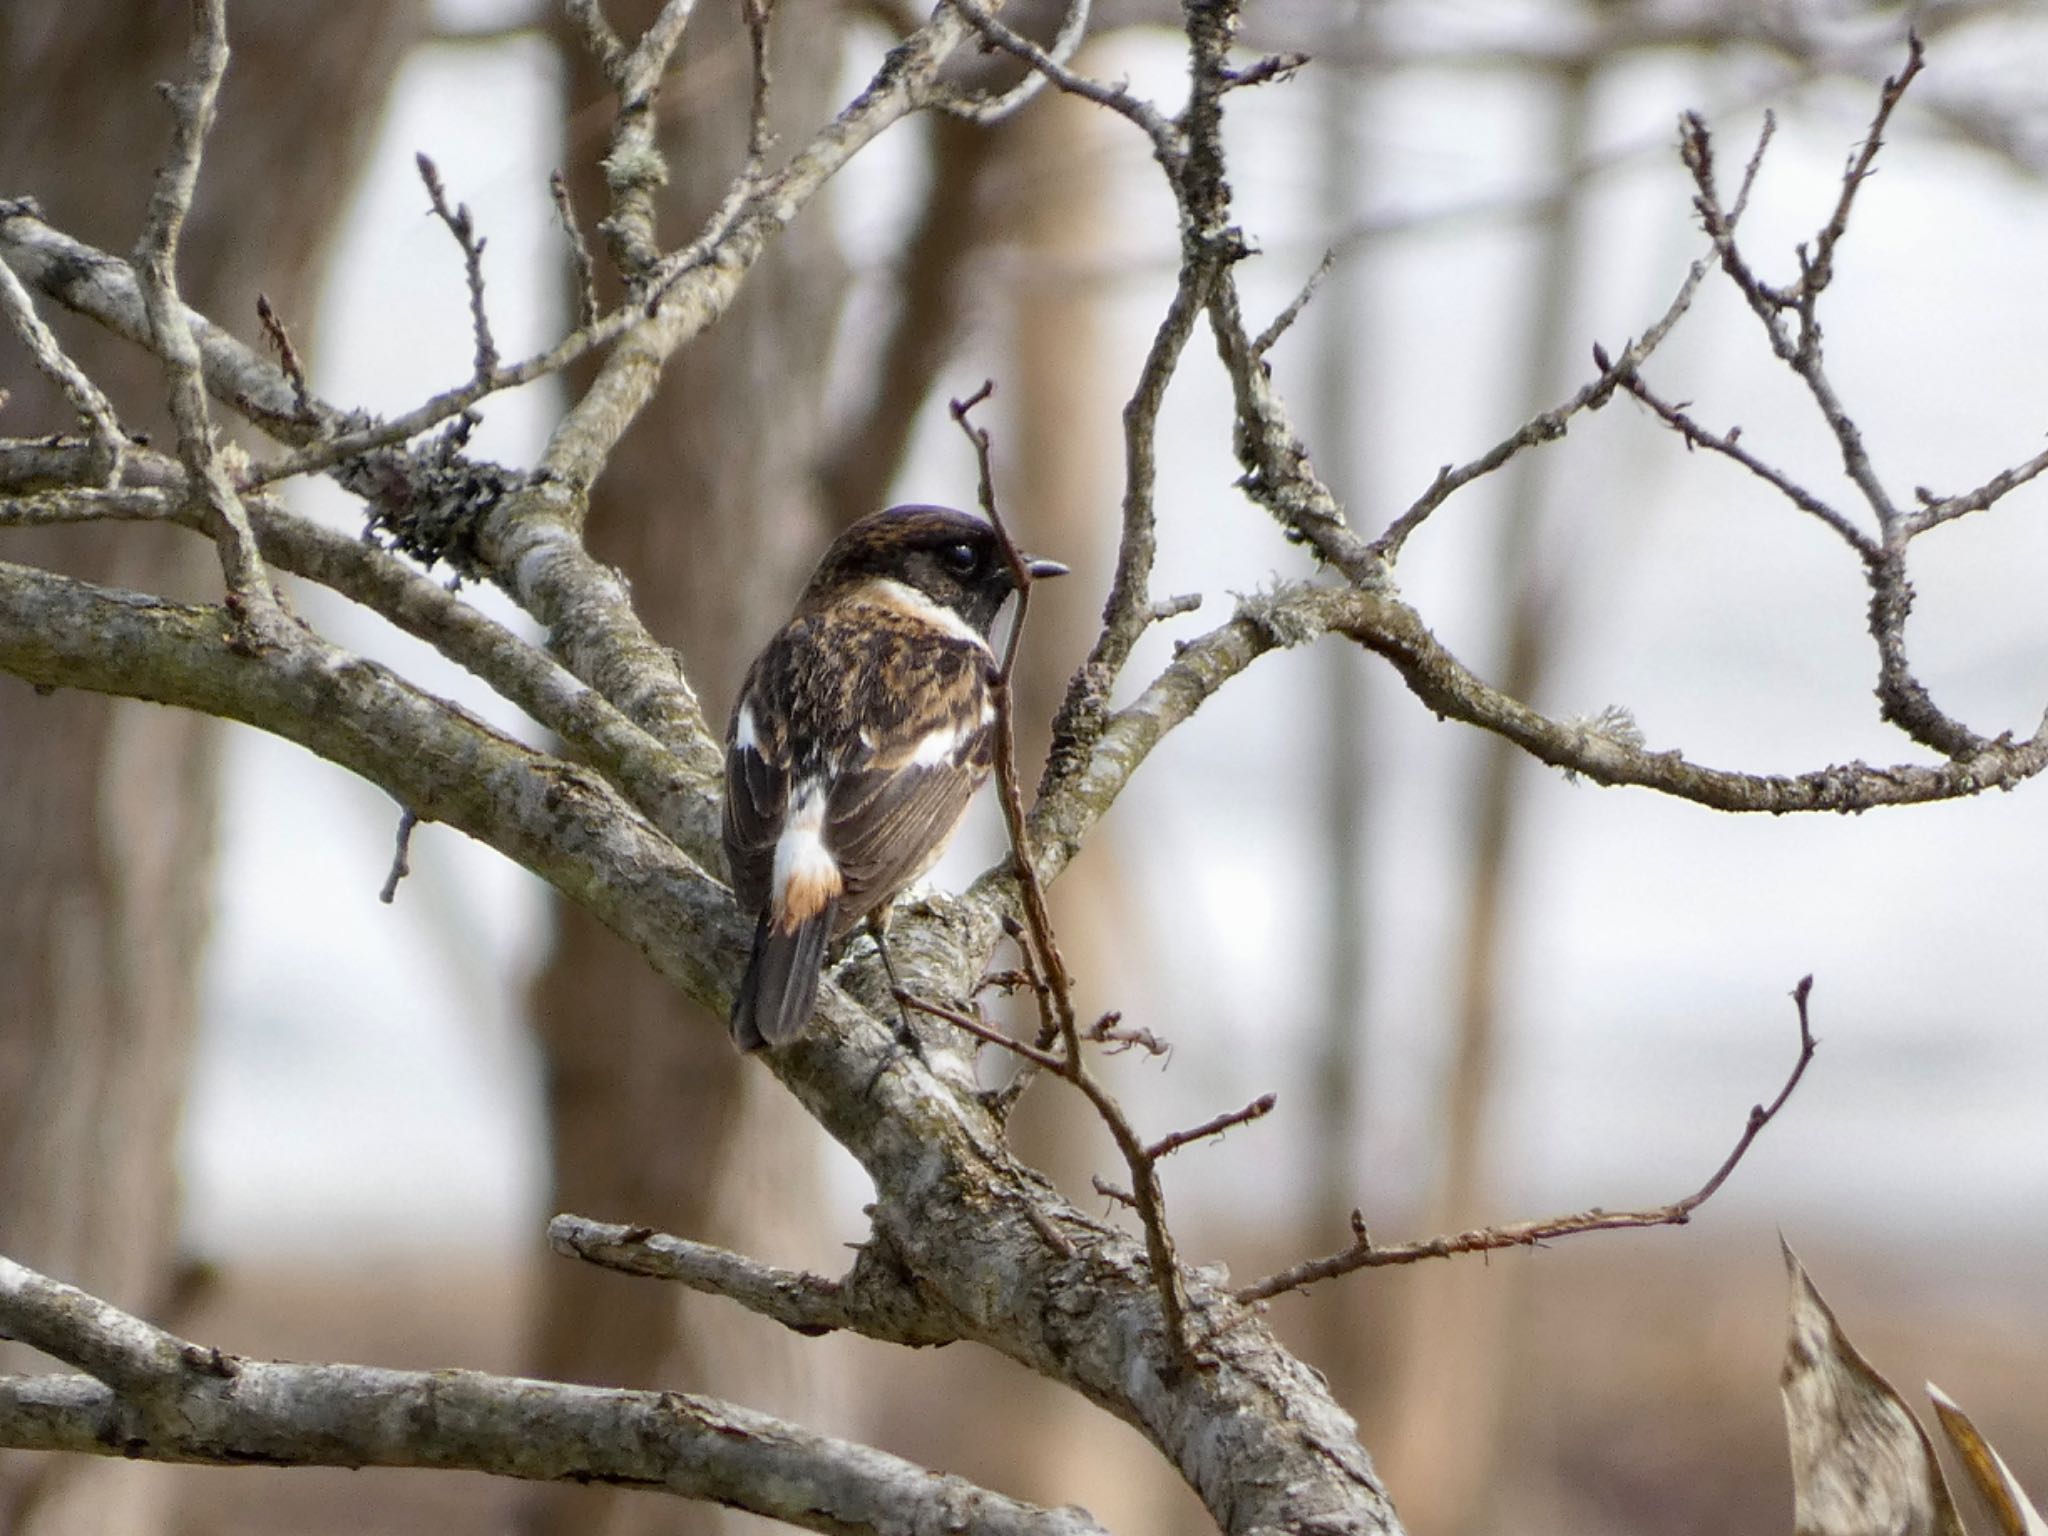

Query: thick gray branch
left=0, top=1261, right=1099, bottom=1536
left=1026, top=582, right=2048, bottom=894
left=0, top=557, right=740, bottom=1011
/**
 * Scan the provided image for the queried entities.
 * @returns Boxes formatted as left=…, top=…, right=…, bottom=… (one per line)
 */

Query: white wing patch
left=734, top=702, right=761, bottom=753
left=909, top=721, right=972, bottom=768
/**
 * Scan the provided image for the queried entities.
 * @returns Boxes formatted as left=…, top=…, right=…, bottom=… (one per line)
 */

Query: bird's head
left=804, top=503, right=1068, bottom=636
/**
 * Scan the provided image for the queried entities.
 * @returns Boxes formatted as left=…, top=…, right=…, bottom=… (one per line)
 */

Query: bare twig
left=898, top=990, right=1066, bottom=1071
left=1091, top=1176, right=1135, bottom=1208
left=1236, top=977, right=1821, bottom=1303
left=739, top=0, right=775, bottom=168
left=931, top=0, right=1100, bottom=127
left=1042, top=243, right=1217, bottom=796
left=415, top=153, right=499, bottom=379
left=1251, top=248, right=1334, bottom=358
left=1904, top=440, right=2048, bottom=536
left=1368, top=221, right=1718, bottom=564
left=379, top=807, right=420, bottom=904
left=1677, top=47, right=2012, bottom=765
left=549, top=171, right=599, bottom=331
left=1219, top=51, right=1307, bottom=93
left=254, top=293, right=314, bottom=421
left=939, top=0, right=1175, bottom=162
left=1682, top=44, right=1923, bottom=538
left=0, top=252, right=126, bottom=483
left=1799, top=34, right=1924, bottom=309
left=1615, top=366, right=1878, bottom=561
left=1144, top=1094, right=1276, bottom=1162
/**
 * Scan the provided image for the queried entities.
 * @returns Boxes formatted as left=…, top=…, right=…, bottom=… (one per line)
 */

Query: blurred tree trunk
left=0, top=7, right=422, bottom=1535
left=521, top=7, right=849, bottom=1536
left=1298, top=23, right=1383, bottom=1412
left=1373, top=54, right=1601, bottom=1536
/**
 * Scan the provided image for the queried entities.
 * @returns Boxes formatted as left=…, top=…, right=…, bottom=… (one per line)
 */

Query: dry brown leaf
left=1780, top=1238, right=1964, bottom=1536
left=1928, top=1382, right=2048, bottom=1536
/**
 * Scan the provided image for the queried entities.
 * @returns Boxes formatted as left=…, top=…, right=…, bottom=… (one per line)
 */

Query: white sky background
left=183, top=4, right=2048, bottom=1297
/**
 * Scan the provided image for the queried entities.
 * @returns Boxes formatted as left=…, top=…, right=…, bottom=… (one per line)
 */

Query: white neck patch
left=862, top=578, right=992, bottom=653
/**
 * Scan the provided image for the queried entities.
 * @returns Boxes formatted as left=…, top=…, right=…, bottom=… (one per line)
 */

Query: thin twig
left=1799, top=34, right=1924, bottom=308
left=930, top=0, right=1104, bottom=130
left=415, top=153, right=499, bottom=379
left=1683, top=48, right=1920, bottom=538
left=254, top=293, right=314, bottom=421
left=1680, top=45, right=2006, bottom=765
left=549, top=171, right=599, bottom=330
left=379, top=807, right=420, bottom=904
left=1042, top=248, right=1217, bottom=798
left=1251, top=248, right=1334, bottom=358
left=1369, top=241, right=1716, bottom=564
left=1365, top=106, right=1782, bottom=565
left=1904, top=439, right=2048, bottom=536
left=938, top=0, right=1175, bottom=165
left=1616, top=366, right=1878, bottom=561
left=1144, top=1094, right=1276, bottom=1162
left=0, top=256, right=127, bottom=483
left=898, top=991, right=1066, bottom=1071
left=547, top=1215, right=875, bottom=1338
left=1236, top=976, right=1821, bottom=1303
left=739, top=0, right=775, bottom=169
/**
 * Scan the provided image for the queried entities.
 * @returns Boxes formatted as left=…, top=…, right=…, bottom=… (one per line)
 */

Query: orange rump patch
left=775, top=863, right=844, bottom=932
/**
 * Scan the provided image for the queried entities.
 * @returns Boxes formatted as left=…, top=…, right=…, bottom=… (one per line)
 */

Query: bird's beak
left=1025, top=556, right=1069, bottom=580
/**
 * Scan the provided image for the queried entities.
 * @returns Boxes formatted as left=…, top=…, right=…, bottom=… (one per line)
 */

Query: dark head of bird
left=802, top=504, right=1068, bottom=636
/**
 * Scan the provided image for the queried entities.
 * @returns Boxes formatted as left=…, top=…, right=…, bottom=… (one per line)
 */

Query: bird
left=722, top=503, right=1068, bottom=1050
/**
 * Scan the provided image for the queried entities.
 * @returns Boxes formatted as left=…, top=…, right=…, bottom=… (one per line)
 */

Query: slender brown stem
left=1236, top=976, right=1821, bottom=1303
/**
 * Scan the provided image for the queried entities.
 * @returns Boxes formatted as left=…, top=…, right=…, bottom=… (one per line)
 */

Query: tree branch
left=0, top=244, right=127, bottom=482
left=1236, top=976, right=1821, bottom=1302
left=131, top=0, right=285, bottom=635
left=548, top=1215, right=961, bottom=1346
left=0, top=1259, right=1100, bottom=1536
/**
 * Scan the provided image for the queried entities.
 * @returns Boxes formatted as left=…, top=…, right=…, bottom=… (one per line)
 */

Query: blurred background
left=3, top=1, right=2047, bottom=1533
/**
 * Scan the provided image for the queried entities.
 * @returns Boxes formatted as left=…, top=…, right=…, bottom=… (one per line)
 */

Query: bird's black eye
left=943, top=542, right=980, bottom=575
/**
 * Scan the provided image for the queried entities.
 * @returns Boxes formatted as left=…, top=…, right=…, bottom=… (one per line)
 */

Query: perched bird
left=722, top=504, right=1068, bottom=1050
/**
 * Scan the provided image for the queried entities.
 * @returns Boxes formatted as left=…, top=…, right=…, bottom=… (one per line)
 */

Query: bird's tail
left=731, top=904, right=838, bottom=1050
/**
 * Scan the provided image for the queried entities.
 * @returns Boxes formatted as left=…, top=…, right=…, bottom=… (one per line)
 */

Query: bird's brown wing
left=722, top=698, right=788, bottom=920
left=826, top=693, right=993, bottom=926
